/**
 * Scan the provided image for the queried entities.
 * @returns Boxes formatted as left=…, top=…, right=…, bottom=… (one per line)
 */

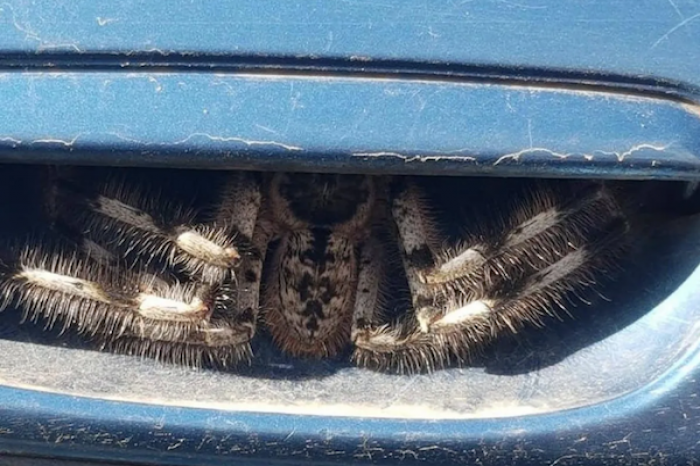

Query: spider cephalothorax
left=0, top=167, right=631, bottom=373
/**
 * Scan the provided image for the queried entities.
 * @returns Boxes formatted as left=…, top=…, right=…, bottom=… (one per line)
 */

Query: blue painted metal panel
left=0, top=1, right=699, bottom=177
left=0, top=1, right=698, bottom=465
left=0, top=72, right=699, bottom=178
left=1, top=1, right=700, bottom=94
left=1, top=323, right=700, bottom=465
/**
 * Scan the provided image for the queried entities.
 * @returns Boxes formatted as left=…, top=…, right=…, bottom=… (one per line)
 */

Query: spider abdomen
left=264, top=228, right=358, bottom=359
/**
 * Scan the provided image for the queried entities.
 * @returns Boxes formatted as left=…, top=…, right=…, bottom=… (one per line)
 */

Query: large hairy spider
left=0, top=167, right=630, bottom=373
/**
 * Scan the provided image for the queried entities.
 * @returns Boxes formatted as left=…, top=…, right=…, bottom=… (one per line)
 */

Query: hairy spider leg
left=0, top=242, right=254, bottom=366
left=99, top=171, right=266, bottom=367
left=352, top=179, right=460, bottom=373
left=419, top=182, right=628, bottom=332
left=1, top=169, right=268, bottom=367
left=52, top=169, right=243, bottom=285
left=350, top=236, right=389, bottom=336
left=212, top=170, right=265, bottom=339
left=107, top=170, right=266, bottom=366
left=350, top=234, right=410, bottom=367
left=353, top=180, right=629, bottom=373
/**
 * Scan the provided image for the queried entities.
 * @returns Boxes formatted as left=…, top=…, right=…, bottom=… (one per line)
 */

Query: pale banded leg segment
left=388, top=178, right=442, bottom=313
left=350, top=235, right=385, bottom=355
left=215, top=171, right=263, bottom=241
left=230, top=211, right=276, bottom=354
left=351, top=237, right=387, bottom=333
left=354, top=180, right=629, bottom=373
left=352, top=181, right=464, bottom=373
left=88, top=170, right=265, bottom=360
left=426, top=182, right=625, bottom=297
left=0, top=243, right=255, bottom=367
left=351, top=235, right=447, bottom=373
left=422, top=218, right=628, bottom=340
left=53, top=173, right=246, bottom=285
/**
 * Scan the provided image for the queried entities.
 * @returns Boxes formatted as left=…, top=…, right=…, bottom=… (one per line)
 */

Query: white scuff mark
left=288, top=82, right=303, bottom=112
left=148, top=76, right=163, bottom=92
left=108, top=132, right=146, bottom=144
left=651, top=11, right=700, bottom=49
left=550, top=152, right=570, bottom=160
left=349, top=55, right=373, bottom=62
left=30, top=134, right=82, bottom=147
left=324, top=31, right=334, bottom=53
left=353, top=151, right=477, bottom=163
left=353, top=151, right=404, bottom=158
left=211, top=80, right=238, bottom=96
left=0, top=137, right=22, bottom=145
left=282, top=427, right=297, bottom=442
left=494, top=142, right=671, bottom=165
left=418, top=446, right=459, bottom=455
left=96, top=17, right=117, bottom=26
left=665, top=0, right=685, bottom=19
left=593, top=143, right=672, bottom=162
left=254, top=124, right=281, bottom=136
left=173, top=133, right=303, bottom=151
left=128, top=47, right=168, bottom=56
left=3, top=2, right=84, bottom=52
left=109, top=132, right=303, bottom=151
left=4, top=2, right=41, bottom=42
left=493, top=147, right=569, bottom=165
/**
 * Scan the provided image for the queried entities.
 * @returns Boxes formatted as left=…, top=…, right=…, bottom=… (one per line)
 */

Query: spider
left=0, top=166, right=630, bottom=374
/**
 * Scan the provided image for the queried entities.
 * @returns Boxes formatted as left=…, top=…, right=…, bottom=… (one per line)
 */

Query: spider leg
left=51, top=169, right=250, bottom=284
left=354, top=179, right=629, bottom=373
left=0, top=169, right=268, bottom=367
left=234, top=209, right=275, bottom=347
left=351, top=231, right=462, bottom=374
left=0, top=241, right=254, bottom=366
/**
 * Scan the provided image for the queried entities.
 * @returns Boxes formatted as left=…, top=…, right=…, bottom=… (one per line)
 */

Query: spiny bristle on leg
left=422, top=184, right=629, bottom=337
left=0, top=243, right=207, bottom=327
left=0, top=242, right=256, bottom=367
left=424, top=225, right=627, bottom=339
left=52, top=172, right=244, bottom=284
left=351, top=238, right=624, bottom=374
left=425, top=182, right=624, bottom=296
left=352, top=321, right=481, bottom=374
left=354, top=181, right=631, bottom=374
left=389, top=179, right=445, bottom=318
left=104, top=337, right=253, bottom=368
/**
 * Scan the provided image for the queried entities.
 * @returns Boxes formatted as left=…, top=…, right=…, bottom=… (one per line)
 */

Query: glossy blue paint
left=0, top=1, right=699, bottom=177
left=1, top=1, right=700, bottom=92
left=0, top=72, right=699, bottom=178
left=1, top=335, right=700, bottom=466
left=0, top=1, right=699, bottom=464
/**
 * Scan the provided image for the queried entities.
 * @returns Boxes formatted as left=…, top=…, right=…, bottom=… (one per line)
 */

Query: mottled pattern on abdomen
left=264, top=227, right=357, bottom=358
